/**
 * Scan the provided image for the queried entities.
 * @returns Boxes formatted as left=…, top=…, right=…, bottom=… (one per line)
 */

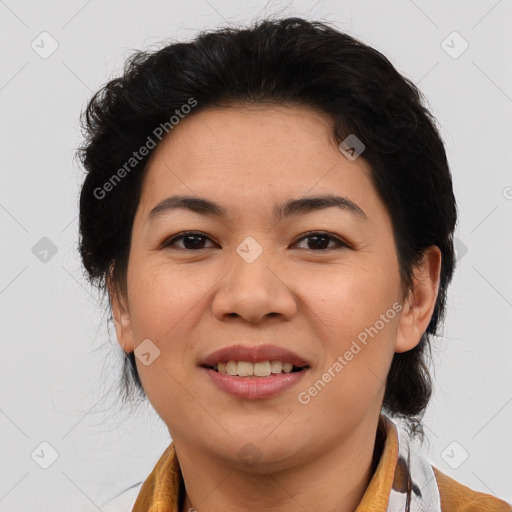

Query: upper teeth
left=215, top=360, right=295, bottom=377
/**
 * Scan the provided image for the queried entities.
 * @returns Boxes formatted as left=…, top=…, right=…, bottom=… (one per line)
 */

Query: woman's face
left=110, top=104, right=433, bottom=469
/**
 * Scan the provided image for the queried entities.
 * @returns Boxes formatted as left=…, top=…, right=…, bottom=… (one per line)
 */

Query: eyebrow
left=145, top=193, right=368, bottom=225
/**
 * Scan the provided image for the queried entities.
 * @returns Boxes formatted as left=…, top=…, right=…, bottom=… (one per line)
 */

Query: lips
left=200, top=343, right=310, bottom=369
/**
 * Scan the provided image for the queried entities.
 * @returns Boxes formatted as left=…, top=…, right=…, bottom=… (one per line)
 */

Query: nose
left=211, top=245, right=298, bottom=324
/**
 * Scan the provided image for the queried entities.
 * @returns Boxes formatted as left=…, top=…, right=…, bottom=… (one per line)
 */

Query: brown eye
left=294, top=232, right=349, bottom=251
left=161, top=230, right=349, bottom=252
left=163, top=231, right=216, bottom=250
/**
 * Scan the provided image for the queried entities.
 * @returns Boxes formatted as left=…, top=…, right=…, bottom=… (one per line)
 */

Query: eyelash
left=161, top=230, right=350, bottom=252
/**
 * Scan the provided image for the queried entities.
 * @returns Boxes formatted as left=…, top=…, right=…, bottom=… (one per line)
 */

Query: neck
left=177, top=413, right=385, bottom=512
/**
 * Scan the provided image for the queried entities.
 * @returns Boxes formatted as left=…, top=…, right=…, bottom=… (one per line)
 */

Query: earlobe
left=107, top=274, right=135, bottom=353
left=395, top=246, right=442, bottom=354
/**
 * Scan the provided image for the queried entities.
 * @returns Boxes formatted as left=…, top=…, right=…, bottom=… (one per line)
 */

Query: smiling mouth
left=204, top=361, right=309, bottom=377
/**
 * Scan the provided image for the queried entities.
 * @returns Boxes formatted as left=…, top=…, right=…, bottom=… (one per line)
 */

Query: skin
left=108, top=104, right=441, bottom=512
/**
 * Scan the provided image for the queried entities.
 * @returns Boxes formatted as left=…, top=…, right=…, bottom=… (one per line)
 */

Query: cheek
left=299, top=261, right=399, bottom=393
left=125, top=265, right=206, bottom=400
left=301, top=258, right=399, bottom=337
left=127, top=263, right=203, bottom=338
left=127, top=266, right=204, bottom=418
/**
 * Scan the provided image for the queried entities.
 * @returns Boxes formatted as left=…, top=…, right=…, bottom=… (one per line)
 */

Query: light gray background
left=1, top=0, right=511, bottom=510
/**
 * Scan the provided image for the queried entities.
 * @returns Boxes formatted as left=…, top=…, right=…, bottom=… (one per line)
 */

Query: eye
left=161, top=230, right=350, bottom=252
left=162, top=231, right=217, bottom=251
left=293, top=231, right=350, bottom=251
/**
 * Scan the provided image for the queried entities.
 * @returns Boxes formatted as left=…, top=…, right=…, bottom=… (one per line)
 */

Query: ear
left=106, top=272, right=135, bottom=353
left=395, top=246, right=442, bottom=353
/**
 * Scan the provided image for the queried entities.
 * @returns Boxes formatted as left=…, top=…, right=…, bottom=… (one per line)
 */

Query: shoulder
left=432, top=466, right=512, bottom=512
left=100, top=482, right=143, bottom=512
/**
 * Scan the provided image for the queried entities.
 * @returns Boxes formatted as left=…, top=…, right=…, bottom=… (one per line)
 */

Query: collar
left=131, top=414, right=442, bottom=512
left=363, top=415, right=442, bottom=511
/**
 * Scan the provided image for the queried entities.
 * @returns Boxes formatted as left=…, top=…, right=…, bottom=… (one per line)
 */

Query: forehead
left=136, top=104, right=379, bottom=223
left=150, top=103, right=339, bottom=166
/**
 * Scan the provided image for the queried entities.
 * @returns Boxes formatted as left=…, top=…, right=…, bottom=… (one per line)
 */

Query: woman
left=77, top=17, right=511, bottom=512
